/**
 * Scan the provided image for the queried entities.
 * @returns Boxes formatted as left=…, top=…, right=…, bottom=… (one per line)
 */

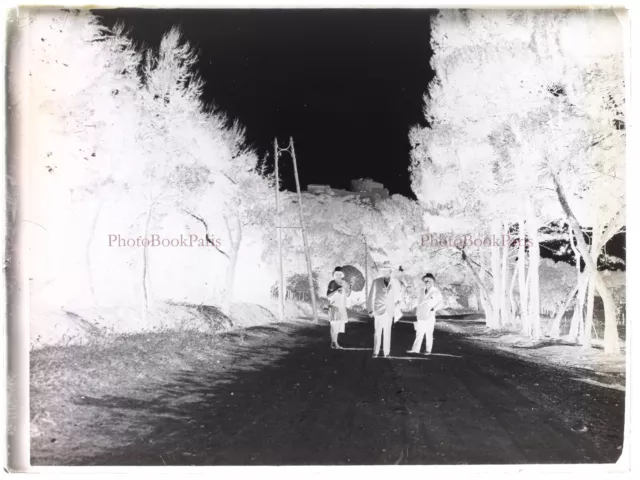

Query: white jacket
left=416, top=286, right=444, bottom=322
left=367, top=277, right=403, bottom=319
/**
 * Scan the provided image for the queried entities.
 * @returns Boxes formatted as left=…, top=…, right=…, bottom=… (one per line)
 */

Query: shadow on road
left=379, top=356, right=431, bottom=361
left=33, top=320, right=624, bottom=467
left=422, top=353, right=463, bottom=358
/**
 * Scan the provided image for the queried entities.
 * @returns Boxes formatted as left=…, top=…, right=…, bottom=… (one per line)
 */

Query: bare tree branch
left=585, top=163, right=623, bottom=181
left=458, top=247, right=494, bottom=316
left=597, top=206, right=626, bottom=252
left=223, top=214, right=236, bottom=247
left=182, top=208, right=230, bottom=259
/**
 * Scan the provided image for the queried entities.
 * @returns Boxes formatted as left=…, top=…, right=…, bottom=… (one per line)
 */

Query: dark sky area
left=93, top=9, right=436, bottom=198
left=89, top=9, right=625, bottom=265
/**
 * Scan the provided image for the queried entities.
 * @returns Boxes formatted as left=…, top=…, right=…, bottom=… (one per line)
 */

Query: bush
left=271, top=272, right=321, bottom=302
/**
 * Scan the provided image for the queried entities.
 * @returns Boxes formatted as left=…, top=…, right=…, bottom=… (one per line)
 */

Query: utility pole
left=289, top=137, right=319, bottom=323
left=274, top=139, right=285, bottom=322
left=364, top=235, right=368, bottom=296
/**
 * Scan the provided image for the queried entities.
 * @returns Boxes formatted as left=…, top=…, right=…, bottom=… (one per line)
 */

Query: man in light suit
left=367, top=261, right=403, bottom=358
left=408, top=273, right=445, bottom=355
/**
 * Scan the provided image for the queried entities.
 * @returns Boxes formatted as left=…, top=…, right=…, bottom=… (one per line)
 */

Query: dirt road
left=31, top=319, right=625, bottom=465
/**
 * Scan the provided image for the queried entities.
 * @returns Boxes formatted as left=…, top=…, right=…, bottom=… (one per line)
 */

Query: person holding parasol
left=326, top=266, right=352, bottom=349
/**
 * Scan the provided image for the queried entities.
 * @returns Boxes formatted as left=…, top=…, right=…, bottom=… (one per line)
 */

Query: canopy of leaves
left=25, top=9, right=275, bottom=309
left=410, top=9, right=625, bottom=233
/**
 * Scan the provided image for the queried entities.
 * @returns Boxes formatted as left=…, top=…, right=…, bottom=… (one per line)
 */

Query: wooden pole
left=289, top=137, right=319, bottom=323
left=364, top=236, right=368, bottom=295
left=274, top=139, right=285, bottom=322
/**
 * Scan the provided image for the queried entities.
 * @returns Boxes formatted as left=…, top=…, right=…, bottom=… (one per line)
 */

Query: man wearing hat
left=409, top=273, right=445, bottom=355
left=367, top=261, right=403, bottom=358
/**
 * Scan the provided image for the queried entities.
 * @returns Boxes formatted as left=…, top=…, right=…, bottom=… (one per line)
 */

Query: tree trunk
left=142, top=204, right=154, bottom=323
left=490, top=219, right=502, bottom=329
left=583, top=228, right=600, bottom=349
left=550, top=170, right=620, bottom=354
left=517, top=217, right=529, bottom=336
left=585, top=207, right=624, bottom=352
left=222, top=215, right=242, bottom=315
left=602, top=286, right=621, bottom=354
left=508, top=259, right=518, bottom=327
left=573, top=276, right=587, bottom=342
left=86, top=201, right=103, bottom=306
left=461, top=250, right=495, bottom=325
left=526, top=205, right=541, bottom=339
left=568, top=232, right=584, bottom=342
left=500, top=221, right=511, bottom=327
left=549, top=282, right=578, bottom=339
left=482, top=251, right=497, bottom=326
left=223, top=247, right=239, bottom=315
left=476, top=283, right=492, bottom=322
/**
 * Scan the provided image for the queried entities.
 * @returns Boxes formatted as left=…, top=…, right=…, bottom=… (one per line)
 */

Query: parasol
left=340, top=265, right=365, bottom=292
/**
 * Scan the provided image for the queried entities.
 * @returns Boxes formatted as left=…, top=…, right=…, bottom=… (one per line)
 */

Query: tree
left=526, top=11, right=625, bottom=353
left=138, top=27, right=276, bottom=315
left=27, top=11, right=279, bottom=323
left=409, top=10, right=561, bottom=331
left=129, top=26, right=213, bottom=318
left=214, top=148, right=275, bottom=314
left=410, top=10, right=625, bottom=353
left=27, top=10, right=143, bottom=309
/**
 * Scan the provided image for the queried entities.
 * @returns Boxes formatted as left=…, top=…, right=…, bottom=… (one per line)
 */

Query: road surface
left=35, top=319, right=625, bottom=466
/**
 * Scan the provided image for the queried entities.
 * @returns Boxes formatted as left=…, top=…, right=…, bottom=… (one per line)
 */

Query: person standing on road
left=408, top=273, right=445, bottom=355
left=327, top=266, right=352, bottom=349
left=367, top=261, right=403, bottom=358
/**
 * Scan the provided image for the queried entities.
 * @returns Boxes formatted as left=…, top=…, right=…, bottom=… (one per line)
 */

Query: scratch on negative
left=23, top=220, right=48, bottom=232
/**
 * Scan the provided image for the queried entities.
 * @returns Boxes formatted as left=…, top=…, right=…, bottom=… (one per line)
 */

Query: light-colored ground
left=30, top=299, right=316, bottom=349
left=436, top=318, right=626, bottom=391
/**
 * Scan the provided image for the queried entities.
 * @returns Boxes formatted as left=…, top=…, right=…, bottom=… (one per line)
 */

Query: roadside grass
left=436, top=313, right=626, bottom=384
left=30, top=321, right=310, bottom=464
left=31, top=328, right=217, bottom=449
left=29, top=298, right=307, bottom=463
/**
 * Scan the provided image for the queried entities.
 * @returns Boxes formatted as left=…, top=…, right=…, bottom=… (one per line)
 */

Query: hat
left=380, top=261, right=392, bottom=270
